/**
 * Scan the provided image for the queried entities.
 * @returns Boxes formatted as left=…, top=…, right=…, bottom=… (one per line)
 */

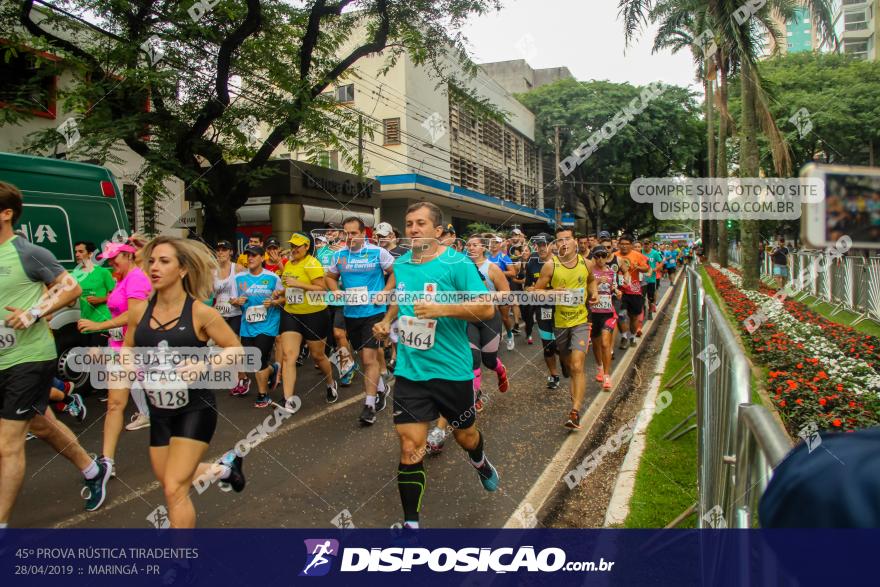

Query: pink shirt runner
left=106, top=267, right=151, bottom=349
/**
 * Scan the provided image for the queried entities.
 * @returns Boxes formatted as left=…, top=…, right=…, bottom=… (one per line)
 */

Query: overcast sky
left=461, top=0, right=700, bottom=90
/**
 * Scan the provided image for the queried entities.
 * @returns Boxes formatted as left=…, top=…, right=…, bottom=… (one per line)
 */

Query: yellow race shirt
left=280, top=254, right=326, bottom=314
left=549, top=254, right=593, bottom=328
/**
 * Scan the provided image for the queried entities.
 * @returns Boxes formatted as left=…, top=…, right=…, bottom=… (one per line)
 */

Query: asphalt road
left=12, top=281, right=672, bottom=529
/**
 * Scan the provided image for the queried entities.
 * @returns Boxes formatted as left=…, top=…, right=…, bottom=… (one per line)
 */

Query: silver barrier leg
left=663, top=410, right=697, bottom=440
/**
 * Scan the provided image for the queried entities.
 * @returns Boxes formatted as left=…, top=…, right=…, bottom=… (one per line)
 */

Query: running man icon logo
left=696, top=344, right=721, bottom=375
left=299, top=539, right=340, bottom=577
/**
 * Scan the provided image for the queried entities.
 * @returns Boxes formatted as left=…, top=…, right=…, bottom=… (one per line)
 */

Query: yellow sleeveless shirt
left=550, top=254, right=589, bottom=328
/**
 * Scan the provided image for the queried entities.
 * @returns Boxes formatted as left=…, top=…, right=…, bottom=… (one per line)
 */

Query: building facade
left=832, top=0, right=879, bottom=60
left=477, top=60, right=574, bottom=95
left=262, top=48, right=552, bottom=233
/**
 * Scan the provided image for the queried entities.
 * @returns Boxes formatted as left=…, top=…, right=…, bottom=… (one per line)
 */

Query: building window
left=0, top=45, right=58, bottom=119
left=383, top=118, right=401, bottom=145
left=316, top=150, right=339, bottom=170
left=123, top=184, right=137, bottom=232
left=335, top=84, right=355, bottom=103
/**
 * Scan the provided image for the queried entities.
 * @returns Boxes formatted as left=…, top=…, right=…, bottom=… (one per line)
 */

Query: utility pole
left=554, top=124, right=562, bottom=227
left=357, top=114, right=364, bottom=179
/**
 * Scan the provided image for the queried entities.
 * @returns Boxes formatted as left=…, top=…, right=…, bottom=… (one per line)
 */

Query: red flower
left=819, top=398, right=827, bottom=406
left=833, top=419, right=842, bottom=427
left=779, top=400, right=787, bottom=407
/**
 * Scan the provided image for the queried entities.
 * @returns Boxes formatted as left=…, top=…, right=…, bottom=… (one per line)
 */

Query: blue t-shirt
left=392, top=248, right=488, bottom=382
left=328, top=243, right=394, bottom=318
left=644, top=249, right=663, bottom=284
left=235, top=269, right=284, bottom=338
left=488, top=252, right=512, bottom=272
left=663, top=250, right=678, bottom=268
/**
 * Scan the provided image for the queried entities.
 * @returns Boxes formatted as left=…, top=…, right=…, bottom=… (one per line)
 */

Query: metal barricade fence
left=686, top=267, right=791, bottom=528
left=725, top=249, right=880, bottom=326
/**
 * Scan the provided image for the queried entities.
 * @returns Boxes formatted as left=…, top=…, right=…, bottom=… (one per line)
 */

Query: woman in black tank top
left=124, top=236, right=248, bottom=528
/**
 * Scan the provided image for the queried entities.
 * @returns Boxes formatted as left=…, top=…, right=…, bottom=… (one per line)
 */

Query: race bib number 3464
left=398, top=316, right=437, bottom=350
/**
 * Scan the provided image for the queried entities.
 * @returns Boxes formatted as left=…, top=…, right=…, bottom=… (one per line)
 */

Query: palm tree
left=648, top=0, right=718, bottom=261
left=620, top=0, right=837, bottom=288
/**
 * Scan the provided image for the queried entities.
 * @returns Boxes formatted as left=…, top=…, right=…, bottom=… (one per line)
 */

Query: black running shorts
left=393, top=376, right=476, bottom=429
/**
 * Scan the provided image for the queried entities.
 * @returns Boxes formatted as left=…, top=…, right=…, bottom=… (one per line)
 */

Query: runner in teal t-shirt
left=372, top=202, right=500, bottom=530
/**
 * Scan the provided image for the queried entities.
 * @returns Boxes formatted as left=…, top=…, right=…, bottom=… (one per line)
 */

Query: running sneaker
left=82, top=459, right=111, bottom=511
left=359, top=404, right=377, bottom=425
left=66, top=393, right=87, bottom=423
left=527, top=336, right=533, bottom=345
left=497, top=364, right=509, bottom=393
left=630, top=338, right=637, bottom=348
left=505, top=333, right=515, bottom=351
left=426, top=426, right=447, bottom=454
left=99, top=456, right=116, bottom=479
left=636, top=328, right=642, bottom=337
left=326, top=381, right=339, bottom=404
left=296, top=347, right=307, bottom=366
left=511, top=326, right=521, bottom=336
left=547, top=375, right=560, bottom=390
left=340, top=362, right=358, bottom=387
left=475, top=392, right=486, bottom=413
left=270, top=362, right=282, bottom=391
left=125, top=412, right=150, bottom=431
left=564, top=409, right=581, bottom=430
left=218, top=450, right=246, bottom=493
left=279, top=397, right=301, bottom=415
left=475, top=458, right=500, bottom=492
left=230, top=378, right=250, bottom=396
left=619, top=337, right=629, bottom=350
left=595, top=367, right=604, bottom=382
left=603, top=374, right=612, bottom=391
left=254, top=394, right=271, bottom=408
left=26, top=431, right=36, bottom=441
left=381, top=370, right=394, bottom=390
left=650, top=303, right=657, bottom=314
left=375, top=389, right=388, bottom=413
left=388, top=358, right=396, bottom=372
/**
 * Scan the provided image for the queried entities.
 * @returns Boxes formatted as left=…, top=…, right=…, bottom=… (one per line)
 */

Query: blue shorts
left=772, top=265, right=788, bottom=277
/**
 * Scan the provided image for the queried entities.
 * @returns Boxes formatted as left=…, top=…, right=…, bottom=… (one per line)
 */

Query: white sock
left=130, top=387, right=150, bottom=417
left=404, top=520, right=419, bottom=529
left=82, top=460, right=100, bottom=480
left=217, top=464, right=232, bottom=480
left=0, top=522, right=8, bottom=528
left=377, top=377, right=386, bottom=394
left=365, top=395, right=376, bottom=408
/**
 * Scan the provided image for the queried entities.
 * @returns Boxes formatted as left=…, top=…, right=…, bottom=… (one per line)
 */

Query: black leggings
left=468, top=310, right=503, bottom=370
left=523, top=305, right=536, bottom=338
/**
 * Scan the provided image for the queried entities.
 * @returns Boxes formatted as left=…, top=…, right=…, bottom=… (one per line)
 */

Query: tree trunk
left=716, top=57, right=729, bottom=267
left=739, top=59, right=761, bottom=290
left=704, top=74, right=717, bottom=262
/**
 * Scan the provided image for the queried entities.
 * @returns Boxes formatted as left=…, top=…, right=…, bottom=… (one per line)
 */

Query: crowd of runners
left=0, top=180, right=699, bottom=530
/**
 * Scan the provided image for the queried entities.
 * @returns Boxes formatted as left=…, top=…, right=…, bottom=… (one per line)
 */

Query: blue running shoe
left=82, top=459, right=112, bottom=511
left=476, top=459, right=499, bottom=492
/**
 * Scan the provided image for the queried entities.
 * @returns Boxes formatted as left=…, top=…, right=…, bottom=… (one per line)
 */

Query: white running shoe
left=426, top=426, right=447, bottom=454
left=125, top=412, right=150, bottom=431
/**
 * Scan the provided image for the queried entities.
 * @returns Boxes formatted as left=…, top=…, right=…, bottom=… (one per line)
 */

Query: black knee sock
left=398, top=462, right=426, bottom=523
left=466, top=432, right=485, bottom=466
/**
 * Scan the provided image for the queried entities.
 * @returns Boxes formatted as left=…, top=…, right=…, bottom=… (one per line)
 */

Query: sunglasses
left=594, top=253, right=608, bottom=258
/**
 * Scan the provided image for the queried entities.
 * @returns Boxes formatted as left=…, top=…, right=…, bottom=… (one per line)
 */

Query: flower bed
left=705, top=264, right=880, bottom=434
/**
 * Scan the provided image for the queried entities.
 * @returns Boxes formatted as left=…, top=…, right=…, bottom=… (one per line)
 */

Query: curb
left=603, top=284, right=686, bottom=527
left=504, top=270, right=685, bottom=528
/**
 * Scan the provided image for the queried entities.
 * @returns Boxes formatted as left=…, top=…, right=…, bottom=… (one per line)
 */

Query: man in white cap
left=375, top=222, right=407, bottom=258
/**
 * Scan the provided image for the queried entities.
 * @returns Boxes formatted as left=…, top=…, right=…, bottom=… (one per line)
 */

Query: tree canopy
left=0, top=0, right=501, bottom=239
left=516, top=77, right=705, bottom=235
